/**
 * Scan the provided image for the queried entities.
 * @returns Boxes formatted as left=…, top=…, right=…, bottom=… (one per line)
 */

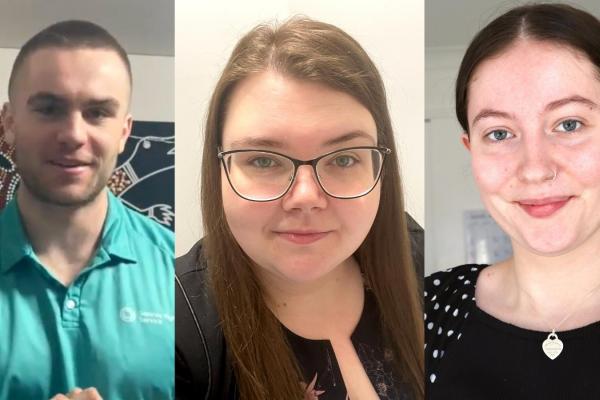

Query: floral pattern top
left=284, top=289, right=411, bottom=400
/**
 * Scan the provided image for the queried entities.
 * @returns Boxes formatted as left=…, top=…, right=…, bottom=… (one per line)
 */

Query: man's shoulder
left=114, top=198, right=174, bottom=255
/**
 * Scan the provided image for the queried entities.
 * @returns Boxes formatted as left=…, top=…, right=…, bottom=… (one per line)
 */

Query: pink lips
left=275, top=230, right=330, bottom=245
left=517, top=196, right=572, bottom=218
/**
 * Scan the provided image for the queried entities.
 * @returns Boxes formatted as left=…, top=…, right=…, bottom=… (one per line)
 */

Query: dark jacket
left=175, top=213, right=424, bottom=399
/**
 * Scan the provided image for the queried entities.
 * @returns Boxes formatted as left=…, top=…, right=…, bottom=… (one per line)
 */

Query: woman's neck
left=258, top=256, right=365, bottom=341
left=477, top=237, right=600, bottom=331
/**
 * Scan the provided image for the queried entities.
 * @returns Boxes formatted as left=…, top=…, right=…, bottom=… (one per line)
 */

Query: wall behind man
left=0, top=49, right=174, bottom=122
left=175, top=0, right=424, bottom=256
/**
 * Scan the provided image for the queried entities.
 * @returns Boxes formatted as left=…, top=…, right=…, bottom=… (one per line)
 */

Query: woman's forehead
left=221, top=71, right=377, bottom=149
left=467, top=40, right=600, bottom=122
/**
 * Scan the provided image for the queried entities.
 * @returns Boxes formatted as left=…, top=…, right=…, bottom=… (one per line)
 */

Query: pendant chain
left=524, top=279, right=600, bottom=360
left=537, top=280, right=600, bottom=334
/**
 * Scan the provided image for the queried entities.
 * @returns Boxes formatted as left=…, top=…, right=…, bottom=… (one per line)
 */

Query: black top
left=286, top=289, right=407, bottom=399
left=175, top=241, right=412, bottom=400
left=425, top=264, right=600, bottom=400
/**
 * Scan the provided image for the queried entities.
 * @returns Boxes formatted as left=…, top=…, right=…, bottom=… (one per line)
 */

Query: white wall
left=175, top=0, right=424, bottom=256
left=0, top=48, right=174, bottom=122
left=425, top=47, right=485, bottom=275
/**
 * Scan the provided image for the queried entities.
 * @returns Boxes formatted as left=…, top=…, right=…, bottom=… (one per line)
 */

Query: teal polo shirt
left=0, top=192, right=174, bottom=400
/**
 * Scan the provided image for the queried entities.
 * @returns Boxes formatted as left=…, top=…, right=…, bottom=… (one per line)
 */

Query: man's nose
left=57, top=112, right=87, bottom=148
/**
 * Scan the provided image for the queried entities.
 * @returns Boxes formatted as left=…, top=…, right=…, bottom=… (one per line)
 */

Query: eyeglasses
left=218, top=146, right=391, bottom=202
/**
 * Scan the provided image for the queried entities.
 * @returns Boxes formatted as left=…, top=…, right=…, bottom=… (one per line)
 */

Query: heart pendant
left=542, top=332, right=564, bottom=360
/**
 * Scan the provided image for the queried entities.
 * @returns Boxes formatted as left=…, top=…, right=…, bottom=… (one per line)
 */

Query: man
left=0, top=21, right=174, bottom=399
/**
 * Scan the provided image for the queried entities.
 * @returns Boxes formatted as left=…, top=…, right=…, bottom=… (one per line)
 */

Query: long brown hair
left=201, top=17, right=423, bottom=399
left=456, top=3, right=600, bottom=134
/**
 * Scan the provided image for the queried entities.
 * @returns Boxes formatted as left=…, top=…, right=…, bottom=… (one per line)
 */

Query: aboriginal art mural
left=0, top=120, right=175, bottom=232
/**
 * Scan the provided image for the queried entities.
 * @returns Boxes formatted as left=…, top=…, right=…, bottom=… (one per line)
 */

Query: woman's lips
left=275, top=231, right=330, bottom=245
left=517, top=196, right=572, bottom=218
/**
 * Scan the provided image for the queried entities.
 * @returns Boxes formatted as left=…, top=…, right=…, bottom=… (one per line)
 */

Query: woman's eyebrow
left=545, top=95, right=598, bottom=111
left=471, top=109, right=512, bottom=127
left=229, top=136, right=284, bottom=149
left=323, top=130, right=376, bottom=146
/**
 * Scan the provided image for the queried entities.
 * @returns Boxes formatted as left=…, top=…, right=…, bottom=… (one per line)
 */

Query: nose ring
left=550, top=169, right=557, bottom=181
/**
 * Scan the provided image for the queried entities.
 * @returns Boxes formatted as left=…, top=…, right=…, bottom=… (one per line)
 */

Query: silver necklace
left=533, top=282, right=600, bottom=360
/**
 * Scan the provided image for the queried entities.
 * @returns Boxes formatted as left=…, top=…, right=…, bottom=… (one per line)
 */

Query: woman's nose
left=281, top=165, right=328, bottom=211
left=516, top=134, right=557, bottom=183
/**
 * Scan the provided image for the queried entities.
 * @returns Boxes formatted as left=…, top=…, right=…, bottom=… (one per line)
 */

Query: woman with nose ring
left=425, top=4, right=600, bottom=399
left=175, top=17, right=423, bottom=400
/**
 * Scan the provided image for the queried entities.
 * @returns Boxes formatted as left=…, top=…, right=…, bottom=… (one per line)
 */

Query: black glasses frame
left=217, top=146, right=392, bottom=202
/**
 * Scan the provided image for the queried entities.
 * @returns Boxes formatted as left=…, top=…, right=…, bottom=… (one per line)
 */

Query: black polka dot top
left=425, top=264, right=600, bottom=400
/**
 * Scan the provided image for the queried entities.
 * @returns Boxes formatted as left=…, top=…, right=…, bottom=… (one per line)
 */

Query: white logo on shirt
left=120, top=307, right=137, bottom=323
left=119, top=306, right=174, bottom=325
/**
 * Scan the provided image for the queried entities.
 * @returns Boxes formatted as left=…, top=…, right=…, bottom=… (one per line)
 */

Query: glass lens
left=316, top=148, right=383, bottom=198
left=222, top=151, right=294, bottom=200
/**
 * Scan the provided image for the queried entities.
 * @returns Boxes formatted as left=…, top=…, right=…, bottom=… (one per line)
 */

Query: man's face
left=3, top=47, right=132, bottom=207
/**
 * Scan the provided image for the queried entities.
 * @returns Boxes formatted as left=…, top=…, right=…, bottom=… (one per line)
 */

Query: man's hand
left=50, top=387, right=103, bottom=400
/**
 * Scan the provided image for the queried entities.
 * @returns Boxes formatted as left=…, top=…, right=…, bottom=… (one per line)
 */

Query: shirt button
left=66, top=299, right=77, bottom=310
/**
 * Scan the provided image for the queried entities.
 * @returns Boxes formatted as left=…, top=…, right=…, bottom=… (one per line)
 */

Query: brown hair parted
left=456, top=3, right=600, bottom=134
left=8, top=20, right=132, bottom=101
left=201, top=17, right=424, bottom=400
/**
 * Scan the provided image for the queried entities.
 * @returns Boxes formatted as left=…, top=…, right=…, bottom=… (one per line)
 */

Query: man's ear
left=118, top=114, right=133, bottom=153
left=1, top=102, right=15, bottom=145
left=461, top=132, right=471, bottom=152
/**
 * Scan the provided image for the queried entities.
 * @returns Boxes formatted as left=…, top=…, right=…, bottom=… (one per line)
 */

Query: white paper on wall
left=463, top=209, right=512, bottom=264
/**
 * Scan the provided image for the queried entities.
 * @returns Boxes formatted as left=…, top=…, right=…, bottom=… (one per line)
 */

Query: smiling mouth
left=49, top=159, right=93, bottom=174
left=275, top=231, right=331, bottom=245
left=516, top=196, right=573, bottom=218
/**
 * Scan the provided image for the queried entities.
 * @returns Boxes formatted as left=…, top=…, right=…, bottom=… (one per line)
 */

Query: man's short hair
left=8, top=20, right=132, bottom=100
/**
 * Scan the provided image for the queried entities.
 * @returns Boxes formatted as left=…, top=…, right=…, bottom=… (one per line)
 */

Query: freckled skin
left=221, top=71, right=380, bottom=284
left=465, top=39, right=600, bottom=256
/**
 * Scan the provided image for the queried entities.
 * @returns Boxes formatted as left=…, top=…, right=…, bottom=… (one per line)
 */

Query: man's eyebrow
left=85, top=98, right=121, bottom=110
left=471, top=109, right=513, bottom=127
left=26, top=92, right=66, bottom=106
left=545, top=95, right=598, bottom=112
left=26, top=93, right=121, bottom=110
left=323, top=130, right=376, bottom=146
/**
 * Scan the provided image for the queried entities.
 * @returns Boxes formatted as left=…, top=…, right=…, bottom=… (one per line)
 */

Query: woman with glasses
left=426, top=4, right=600, bottom=399
left=176, top=18, right=423, bottom=400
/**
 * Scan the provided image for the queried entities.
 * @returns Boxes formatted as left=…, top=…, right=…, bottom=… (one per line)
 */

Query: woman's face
left=465, top=39, right=600, bottom=256
left=221, top=71, right=381, bottom=285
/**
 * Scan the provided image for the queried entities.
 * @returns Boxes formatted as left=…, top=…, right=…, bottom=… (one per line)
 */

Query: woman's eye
left=556, top=119, right=581, bottom=133
left=250, top=157, right=277, bottom=168
left=332, top=155, right=357, bottom=167
left=485, top=129, right=513, bottom=142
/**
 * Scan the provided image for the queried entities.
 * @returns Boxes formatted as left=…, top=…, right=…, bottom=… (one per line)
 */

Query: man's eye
left=34, top=105, right=61, bottom=116
left=485, top=129, right=513, bottom=142
left=556, top=119, right=582, bottom=133
left=85, top=108, right=110, bottom=120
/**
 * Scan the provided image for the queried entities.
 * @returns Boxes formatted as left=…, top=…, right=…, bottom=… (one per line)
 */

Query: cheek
left=569, top=145, right=600, bottom=186
left=335, top=186, right=380, bottom=237
left=221, top=173, right=273, bottom=243
left=471, top=153, right=514, bottom=195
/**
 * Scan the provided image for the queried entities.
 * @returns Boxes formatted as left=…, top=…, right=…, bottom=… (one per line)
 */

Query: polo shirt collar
left=99, top=191, right=137, bottom=264
left=0, top=191, right=137, bottom=274
left=0, top=198, right=34, bottom=274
